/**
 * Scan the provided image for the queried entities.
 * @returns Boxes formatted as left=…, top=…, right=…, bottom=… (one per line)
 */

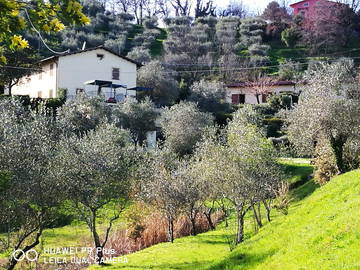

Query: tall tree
left=287, top=59, right=360, bottom=174
left=54, top=124, right=134, bottom=264
left=170, top=0, right=191, bottom=16
left=0, top=0, right=89, bottom=62
left=194, top=0, right=216, bottom=18
left=0, top=99, right=64, bottom=270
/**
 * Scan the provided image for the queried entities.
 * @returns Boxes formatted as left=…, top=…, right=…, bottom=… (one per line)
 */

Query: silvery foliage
left=193, top=106, right=282, bottom=243
left=287, top=59, right=360, bottom=172
left=137, top=60, right=180, bottom=106
left=53, top=123, right=134, bottom=262
left=138, top=145, right=209, bottom=237
left=159, top=102, right=214, bottom=156
left=127, top=47, right=152, bottom=64
left=188, top=80, right=230, bottom=113
left=54, top=123, right=133, bottom=209
left=57, top=94, right=111, bottom=136
left=113, top=97, right=158, bottom=147
left=137, top=148, right=186, bottom=242
left=0, top=98, right=63, bottom=266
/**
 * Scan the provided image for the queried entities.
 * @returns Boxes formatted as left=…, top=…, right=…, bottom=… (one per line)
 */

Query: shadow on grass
left=291, top=180, right=320, bottom=202
left=194, top=234, right=228, bottom=245
left=205, top=249, right=277, bottom=270
left=96, top=260, right=219, bottom=270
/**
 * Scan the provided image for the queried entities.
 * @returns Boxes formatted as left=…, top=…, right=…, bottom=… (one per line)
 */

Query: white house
left=12, top=46, right=140, bottom=101
left=226, top=81, right=305, bottom=105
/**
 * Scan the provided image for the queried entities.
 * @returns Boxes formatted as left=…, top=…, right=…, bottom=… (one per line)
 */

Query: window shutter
left=231, top=94, right=240, bottom=104
left=112, top=68, right=120, bottom=80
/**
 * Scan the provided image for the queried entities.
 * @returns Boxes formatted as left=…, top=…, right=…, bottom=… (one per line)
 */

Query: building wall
left=12, top=62, right=57, bottom=98
left=58, top=48, right=137, bottom=99
left=12, top=48, right=137, bottom=99
left=226, top=84, right=301, bottom=104
left=291, top=0, right=337, bottom=18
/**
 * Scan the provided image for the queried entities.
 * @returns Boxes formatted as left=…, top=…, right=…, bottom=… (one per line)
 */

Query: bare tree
left=219, top=0, right=247, bottom=18
left=195, top=0, right=216, bottom=18
left=248, top=76, right=275, bottom=104
left=117, top=0, right=131, bottom=13
left=170, top=0, right=191, bottom=16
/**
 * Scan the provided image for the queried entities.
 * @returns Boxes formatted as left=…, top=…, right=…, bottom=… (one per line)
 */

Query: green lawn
left=89, top=165, right=360, bottom=270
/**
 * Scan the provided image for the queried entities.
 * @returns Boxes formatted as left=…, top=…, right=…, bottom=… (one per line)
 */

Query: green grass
left=279, top=158, right=313, bottom=186
left=209, top=169, right=360, bottom=270
left=89, top=166, right=360, bottom=270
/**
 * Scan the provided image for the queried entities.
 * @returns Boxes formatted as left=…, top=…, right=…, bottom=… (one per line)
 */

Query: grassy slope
left=88, top=159, right=312, bottom=270
left=209, top=169, right=360, bottom=270
left=90, top=166, right=360, bottom=270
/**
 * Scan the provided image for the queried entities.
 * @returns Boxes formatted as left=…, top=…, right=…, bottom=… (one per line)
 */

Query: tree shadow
left=291, top=179, right=320, bottom=202
left=205, top=249, right=277, bottom=270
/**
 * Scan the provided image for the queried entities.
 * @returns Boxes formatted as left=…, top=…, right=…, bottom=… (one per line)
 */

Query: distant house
left=226, top=81, right=304, bottom=105
left=12, top=46, right=140, bottom=101
left=290, top=0, right=345, bottom=18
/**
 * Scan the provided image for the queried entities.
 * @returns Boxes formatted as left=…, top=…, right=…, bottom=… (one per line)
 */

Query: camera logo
left=12, top=249, right=38, bottom=262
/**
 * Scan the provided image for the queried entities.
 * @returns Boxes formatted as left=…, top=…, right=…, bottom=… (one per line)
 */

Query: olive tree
left=190, top=128, right=226, bottom=230
left=205, top=106, right=281, bottom=243
left=57, top=94, right=111, bottom=136
left=287, top=60, right=360, bottom=174
left=188, top=80, right=230, bottom=113
left=53, top=124, right=134, bottom=264
left=159, top=102, right=214, bottom=156
left=113, top=97, right=158, bottom=148
left=137, top=60, right=180, bottom=106
left=0, top=99, right=64, bottom=270
left=137, top=149, right=185, bottom=243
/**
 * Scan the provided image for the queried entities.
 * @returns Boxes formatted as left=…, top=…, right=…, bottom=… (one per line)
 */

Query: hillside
left=90, top=169, right=360, bottom=270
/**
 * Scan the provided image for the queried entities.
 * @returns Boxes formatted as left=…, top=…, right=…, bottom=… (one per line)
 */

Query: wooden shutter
left=231, top=94, right=239, bottom=104
left=112, top=68, right=120, bottom=80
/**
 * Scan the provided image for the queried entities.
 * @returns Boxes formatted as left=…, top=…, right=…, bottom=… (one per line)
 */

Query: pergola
left=83, top=80, right=154, bottom=103
left=84, top=79, right=127, bottom=96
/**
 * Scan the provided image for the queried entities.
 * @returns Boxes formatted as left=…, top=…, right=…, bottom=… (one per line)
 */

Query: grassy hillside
left=209, top=169, right=360, bottom=270
left=90, top=168, right=360, bottom=270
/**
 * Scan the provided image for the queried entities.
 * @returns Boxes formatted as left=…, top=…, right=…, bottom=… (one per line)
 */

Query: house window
left=39, top=71, right=42, bottom=80
left=38, top=91, right=42, bottom=98
left=50, top=63, right=54, bottom=76
left=231, top=94, right=246, bottom=104
left=112, top=68, right=120, bottom=80
left=303, top=2, right=309, bottom=7
left=49, top=89, right=53, bottom=98
left=97, top=54, right=104, bottom=60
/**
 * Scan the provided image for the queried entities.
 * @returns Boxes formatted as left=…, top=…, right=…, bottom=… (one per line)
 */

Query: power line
left=2, top=54, right=360, bottom=74
left=24, top=9, right=70, bottom=55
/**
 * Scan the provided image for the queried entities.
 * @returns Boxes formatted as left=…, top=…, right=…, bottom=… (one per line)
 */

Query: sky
left=214, top=0, right=296, bottom=14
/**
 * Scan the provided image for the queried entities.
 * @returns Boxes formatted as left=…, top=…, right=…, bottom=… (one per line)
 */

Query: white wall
left=226, top=84, right=302, bottom=104
left=58, top=48, right=137, bottom=99
left=12, top=62, right=57, bottom=98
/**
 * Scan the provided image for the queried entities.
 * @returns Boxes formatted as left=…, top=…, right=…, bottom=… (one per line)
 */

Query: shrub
left=314, top=142, right=339, bottom=185
left=281, top=27, right=300, bottom=48
left=263, top=117, right=284, bottom=137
